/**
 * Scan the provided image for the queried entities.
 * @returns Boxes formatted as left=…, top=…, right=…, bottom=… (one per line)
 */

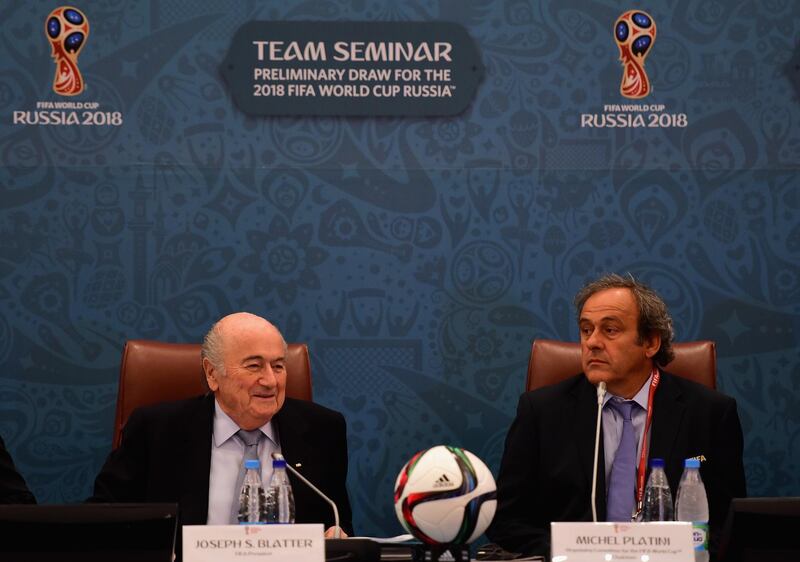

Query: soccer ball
left=393, top=445, right=497, bottom=545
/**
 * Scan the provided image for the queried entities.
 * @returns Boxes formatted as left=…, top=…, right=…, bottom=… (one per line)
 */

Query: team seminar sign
left=221, top=21, right=484, bottom=116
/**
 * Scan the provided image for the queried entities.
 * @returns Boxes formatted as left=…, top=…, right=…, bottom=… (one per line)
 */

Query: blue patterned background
left=1, top=0, right=799, bottom=537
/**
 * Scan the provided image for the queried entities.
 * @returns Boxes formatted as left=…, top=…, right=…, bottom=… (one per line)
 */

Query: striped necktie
left=230, top=429, right=263, bottom=523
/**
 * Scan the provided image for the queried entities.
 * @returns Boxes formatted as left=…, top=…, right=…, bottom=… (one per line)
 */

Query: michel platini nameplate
left=550, top=522, right=693, bottom=562
left=220, top=21, right=484, bottom=116
left=183, top=523, right=324, bottom=562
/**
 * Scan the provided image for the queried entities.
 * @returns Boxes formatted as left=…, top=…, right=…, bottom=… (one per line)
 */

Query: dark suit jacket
left=486, top=371, right=746, bottom=559
left=0, top=435, right=36, bottom=504
left=91, top=394, right=353, bottom=535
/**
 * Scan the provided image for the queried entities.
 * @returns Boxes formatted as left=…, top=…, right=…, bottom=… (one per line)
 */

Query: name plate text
left=551, top=521, right=693, bottom=562
left=183, top=523, right=324, bottom=562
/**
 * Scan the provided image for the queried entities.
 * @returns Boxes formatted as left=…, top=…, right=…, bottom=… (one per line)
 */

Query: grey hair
left=201, top=320, right=225, bottom=375
left=200, top=314, right=290, bottom=377
left=574, top=273, right=676, bottom=366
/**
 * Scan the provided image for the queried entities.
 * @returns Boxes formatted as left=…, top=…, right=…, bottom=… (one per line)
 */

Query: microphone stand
left=271, top=453, right=341, bottom=538
left=591, top=382, right=606, bottom=523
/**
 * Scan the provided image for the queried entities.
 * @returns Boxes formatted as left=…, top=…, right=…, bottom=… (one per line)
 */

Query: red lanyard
left=633, top=368, right=660, bottom=518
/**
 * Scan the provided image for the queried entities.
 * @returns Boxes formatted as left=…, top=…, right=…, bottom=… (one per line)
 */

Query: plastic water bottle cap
left=273, top=459, right=287, bottom=469
left=649, top=458, right=665, bottom=468
left=684, top=458, right=700, bottom=469
left=244, top=459, right=260, bottom=470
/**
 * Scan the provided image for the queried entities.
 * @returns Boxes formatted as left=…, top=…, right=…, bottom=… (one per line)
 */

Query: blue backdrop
left=1, top=0, right=799, bottom=537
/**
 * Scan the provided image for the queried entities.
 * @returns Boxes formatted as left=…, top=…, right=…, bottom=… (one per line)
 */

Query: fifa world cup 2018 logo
left=45, top=6, right=89, bottom=96
left=614, top=10, right=656, bottom=99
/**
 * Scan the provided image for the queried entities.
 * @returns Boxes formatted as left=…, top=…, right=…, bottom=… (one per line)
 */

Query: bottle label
left=691, top=521, right=709, bottom=551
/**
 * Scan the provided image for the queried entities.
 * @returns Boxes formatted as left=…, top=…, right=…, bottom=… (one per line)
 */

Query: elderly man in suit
left=487, top=274, right=746, bottom=559
left=91, top=312, right=352, bottom=536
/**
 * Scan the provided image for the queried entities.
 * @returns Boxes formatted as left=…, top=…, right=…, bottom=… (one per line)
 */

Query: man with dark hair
left=91, top=312, right=352, bottom=537
left=487, top=273, right=746, bottom=558
left=0, top=435, right=36, bottom=504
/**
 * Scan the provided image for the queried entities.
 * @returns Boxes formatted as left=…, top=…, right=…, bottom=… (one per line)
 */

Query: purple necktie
left=606, top=400, right=636, bottom=521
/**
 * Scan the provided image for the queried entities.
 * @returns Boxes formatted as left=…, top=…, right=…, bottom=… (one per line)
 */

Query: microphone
left=591, top=382, right=607, bottom=523
left=271, top=452, right=341, bottom=538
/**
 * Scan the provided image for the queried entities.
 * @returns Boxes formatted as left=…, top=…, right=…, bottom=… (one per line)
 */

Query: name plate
left=183, top=524, right=324, bottom=562
left=551, top=522, right=693, bottom=562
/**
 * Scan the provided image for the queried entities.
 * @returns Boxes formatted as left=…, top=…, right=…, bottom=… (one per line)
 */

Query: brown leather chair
left=112, top=339, right=312, bottom=449
left=526, top=339, right=716, bottom=392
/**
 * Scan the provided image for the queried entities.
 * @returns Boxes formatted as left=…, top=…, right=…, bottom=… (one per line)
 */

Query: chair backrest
left=526, top=339, right=716, bottom=392
left=113, top=339, right=312, bottom=449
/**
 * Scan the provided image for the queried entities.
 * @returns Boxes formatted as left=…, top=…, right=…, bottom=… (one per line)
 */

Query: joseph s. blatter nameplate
left=183, top=524, right=324, bottom=562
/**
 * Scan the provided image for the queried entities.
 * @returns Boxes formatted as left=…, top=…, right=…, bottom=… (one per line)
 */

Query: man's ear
left=643, top=332, right=661, bottom=359
left=203, top=357, right=220, bottom=392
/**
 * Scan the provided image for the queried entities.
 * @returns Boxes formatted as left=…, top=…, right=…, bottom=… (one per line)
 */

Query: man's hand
left=324, top=526, right=348, bottom=539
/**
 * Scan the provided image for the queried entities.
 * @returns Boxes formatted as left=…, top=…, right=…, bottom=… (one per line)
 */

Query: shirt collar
left=602, top=370, right=655, bottom=411
left=212, top=398, right=278, bottom=447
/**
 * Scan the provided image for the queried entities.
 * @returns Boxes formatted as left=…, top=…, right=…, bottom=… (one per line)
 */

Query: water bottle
left=675, top=458, right=709, bottom=562
left=238, top=459, right=266, bottom=524
left=642, top=458, right=674, bottom=521
left=265, top=458, right=295, bottom=524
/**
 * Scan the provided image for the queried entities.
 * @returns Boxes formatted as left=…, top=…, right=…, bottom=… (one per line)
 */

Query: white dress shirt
left=206, top=399, right=280, bottom=524
left=601, top=372, right=654, bottom=486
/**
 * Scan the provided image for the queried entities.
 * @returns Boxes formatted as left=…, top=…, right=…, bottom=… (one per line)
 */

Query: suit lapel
left=571, top=376, right=607, bottom=519
left=176, top=394, right=214, bottom=524
left=648, top=372, right=686, bottom=475
left=273, top=399, right=312, bottom=477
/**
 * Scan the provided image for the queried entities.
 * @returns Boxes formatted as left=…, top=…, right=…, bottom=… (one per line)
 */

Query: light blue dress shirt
left=601, top=372, right=654, bottom=487
left=206, top=399, right=280, bottom=524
